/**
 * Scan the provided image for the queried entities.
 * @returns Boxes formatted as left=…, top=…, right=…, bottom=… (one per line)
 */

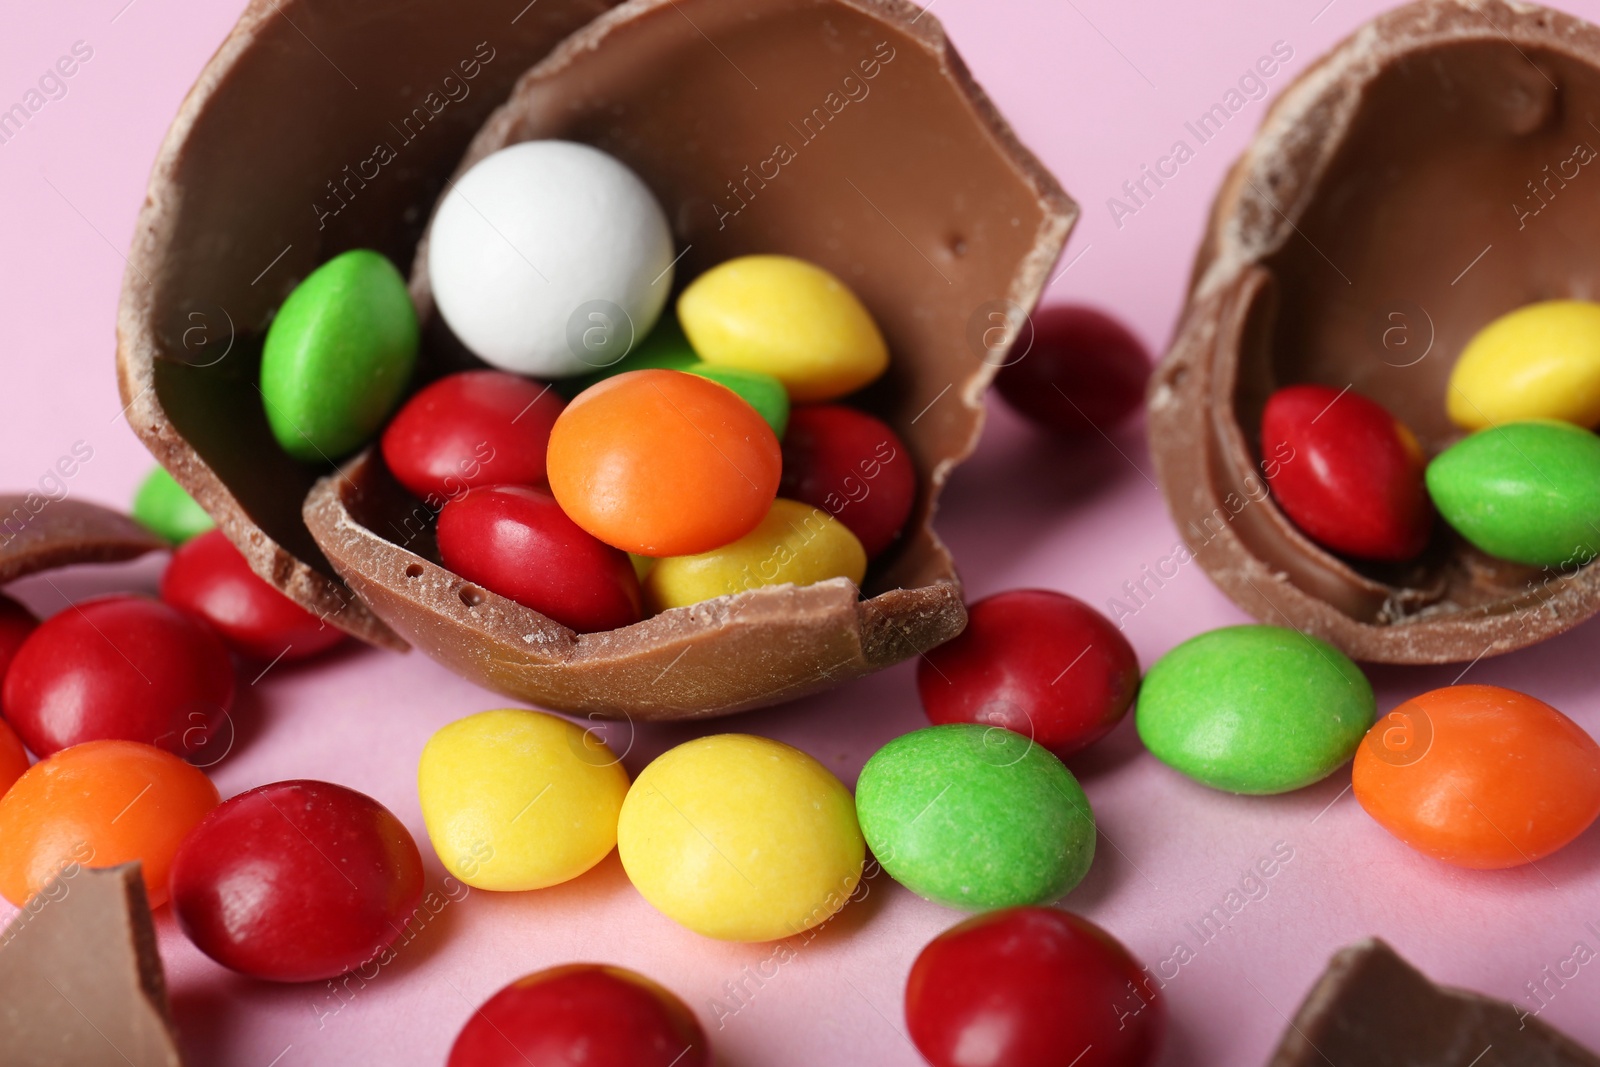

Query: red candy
left=381, top=369, right=565, bottom=503
left=995, top=305, right=1150, bottom=437
left=0, top=593, right=38, bottom=684
left=448, top=964, right=710, bottom=1067
left=2, top=595, right=234, bottom=759
left=161, top=529, right=344, bottom=661
left=436, top=485, right=642, bottom=633
left=906, top=907, right=1164, bottom=1067
left=169, top=780, right=424, bottom=982
left=1261, top=384, right=1432, bottom=561
left=779, top=405, right=916, bottom=559
left=0, top=718, right=27, bottom=796
left=919, top=590, right=1139, bottom=759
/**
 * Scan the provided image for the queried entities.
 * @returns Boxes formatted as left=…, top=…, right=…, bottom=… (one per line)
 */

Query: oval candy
left=1448, top=300, right=1600, bottom=430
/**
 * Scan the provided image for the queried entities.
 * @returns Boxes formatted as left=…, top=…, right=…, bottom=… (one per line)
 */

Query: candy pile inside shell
left=1150, top=0, right=1600, bottom=664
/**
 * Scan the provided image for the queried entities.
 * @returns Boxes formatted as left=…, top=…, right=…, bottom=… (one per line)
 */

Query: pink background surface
left=4, top=0, right=1600, bottom=1064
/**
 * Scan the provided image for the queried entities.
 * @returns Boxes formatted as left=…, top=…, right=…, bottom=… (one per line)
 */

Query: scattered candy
left=547, top=369, right=782, bottom=557
left=1262, top=384, right=1431, bottom=561
left=1426, top=420, right=1600, bottom=569
left=995, top=305, right=1150, bottom=437
left=1448, top=300, right=1600, bottom=430
left=0, top=740, right=219, bottom=907
left=778, top=404, right=915, bottom=559
left=447, top=964, right=710, bottom=1067
left=1136, top=624, right=1373, bottom=794
left=169, top=780, right=424, bottom=982
left=855, top=723, right=1095, bottom=910
left=678, top=255, right=889, bottom=402
left=429, top=141, right=675, bottom=378
left=0, top=592, right=38, bottom=682
left=1353, top=685, right=1600, bottom=869
left=2, top=595, right=234, bottom=759
left=131, top=466, right=214, bottom=543
left=918, top=590, right=1139, bottom=759
left=0, top=718, right=28, bottom=797
left=260, top=249, right=418, bottom=461
left=906, top=907, right=1164, bottom=1067
left=644, top=498, right=866, bottom=613
left=161, top=529, right=344, bottom=661
left=617, top=734, right=863, bottom=941
left=419, top=709, right=629, bottom=891
left=436, top=485, right=642, bottom=633
left=380, top=370, right=566, bottom=503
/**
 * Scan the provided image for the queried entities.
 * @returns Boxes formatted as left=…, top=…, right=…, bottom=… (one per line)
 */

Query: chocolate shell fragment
left=0, top=863, right=183, bottom=1067
left=0, top=497, right=164, bottom=584
left=1151, top=0, right=1600, bottom=663
left=1267, top=939, right=1599, bottom=1067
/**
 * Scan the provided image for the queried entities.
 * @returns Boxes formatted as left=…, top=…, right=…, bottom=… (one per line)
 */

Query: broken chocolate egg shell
left=1151, top=0, right=1600, bottom=664
left=0, top=498, right=164, bottom=585
left=116, top=0, right=1074, bottom=717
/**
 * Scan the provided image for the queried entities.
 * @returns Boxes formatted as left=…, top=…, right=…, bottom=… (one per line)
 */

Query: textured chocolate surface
left=0, top=496, right=164, bottom=584
left=1267, top=939, right=1599, bottom=1067
left=0, top=863, right=183, bottom=1067
left=1151, top=0, right=1600, bottom=663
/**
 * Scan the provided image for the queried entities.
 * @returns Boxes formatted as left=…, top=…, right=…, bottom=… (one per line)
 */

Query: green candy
left=686, top=364, right=789, bottom=438
left=1426, top=419, right=1600, bottom=569
left=131, top=467, right=213, bottom=544
left=259, top=249, right=418, bottom=462
left=559, top=316, right=699, bottom=397
left=1136, top=624, right=1373, bottom=795
left=855, top=723, right=1096, bottom=910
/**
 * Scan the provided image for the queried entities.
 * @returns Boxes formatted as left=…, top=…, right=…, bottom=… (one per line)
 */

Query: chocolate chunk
left=1267, top=939, right=1599, bottom=1067
left=0, top=497, right=164, bottom=584
left=119, top=0, right=1072, bottom=716
left=0, top=863, right=183, bottom=1067
left=1150, top=0, right=1600, bottom=662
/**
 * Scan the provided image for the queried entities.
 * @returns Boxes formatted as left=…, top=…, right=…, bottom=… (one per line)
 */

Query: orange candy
left=0, top=740, right=220, bottom=907
left=1353, top=685, right=1600, bottom=869
left=547, top=369, right=782, bottom=557
left=0, top=718, right=28, bottom=797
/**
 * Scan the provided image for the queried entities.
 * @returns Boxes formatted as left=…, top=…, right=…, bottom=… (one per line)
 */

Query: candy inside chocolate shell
left=1151, top=0, right=1600, bottom=664
left=118, top=0, right=1073, bottom=716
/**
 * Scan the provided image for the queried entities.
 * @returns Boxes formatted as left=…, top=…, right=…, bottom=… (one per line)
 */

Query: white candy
left=427, top=141, right=675, bottom=378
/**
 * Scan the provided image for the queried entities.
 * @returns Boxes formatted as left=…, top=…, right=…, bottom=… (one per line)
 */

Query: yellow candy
left=677, top=254, right=889, bottom=402
left=644, top=498, right=866, bottom=612
left=616, top=734, right=864, bottom=941
left=417, top=709, right=629, bottom=891
left=1448, top=300, right=1600, bottom=430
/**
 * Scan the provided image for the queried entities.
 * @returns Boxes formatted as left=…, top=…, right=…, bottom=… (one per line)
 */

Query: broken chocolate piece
left=0, top=863, right=183, bottom=1067
left=1267, top=938, right=1599, bottom=1067
left=0, top=497, right=164, bottom=585
left=1151, top=0, right=1600, bottom=663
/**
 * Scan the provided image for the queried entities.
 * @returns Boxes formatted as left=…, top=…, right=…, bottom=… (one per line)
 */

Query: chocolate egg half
left=117, top=0, right=1073, bottom=716
left=1151, top=0, right=1600, bottom=664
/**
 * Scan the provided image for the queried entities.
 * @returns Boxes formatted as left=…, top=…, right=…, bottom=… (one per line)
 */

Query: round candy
left=260, top=249, right=418, bottom=461
left=429, top=141, right=674, bottom=378
left=855, top=724, right=1095, bottom=910
left=779, top=405, right=915, bottom=559
left=546, top=369, right=782, bottom=557
left=907, top=907, right=1164, bottom=1067
left=132, top=466, right=214, bottom=543
left=0, top=740, right=218, bottom=907
left=447, top=964, right=710, bottom=1067
left=1262, top=384, right=1431, bottom=561
left=617, top=734, right=863, bottom=941
left=0, top=718, right=29, bottom=797
left=3, top=595, right=234, bottom=759
left=644, top=499, right=866, bottom=613
left=678, top=255, right=888, bottom=402
left=161, top=529, right=344, bottom=661
left=995, top=305, right=1150, bottom=437
left=1136, top=625, right=1373, bottom=794
left=1426, top=420, right=1600, bottom=568
left=381, top=370, right=566, bottom=503
left=1353, top=685, right=1600, bottom=869
left=169, top=780, right=424, bottom=982
left=0, top=592, right=39, bottom=683
left=419, top=709, right=629, bottom=891
left=1448, top=300, right=1600, bottom=430
left=918, top=590, right=1139, bottom=760
left=436, top=485, right=642, bottom=633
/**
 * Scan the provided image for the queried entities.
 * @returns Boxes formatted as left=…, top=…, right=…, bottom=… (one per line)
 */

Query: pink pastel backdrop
left=4, top=1, right=1600, bottom=1064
